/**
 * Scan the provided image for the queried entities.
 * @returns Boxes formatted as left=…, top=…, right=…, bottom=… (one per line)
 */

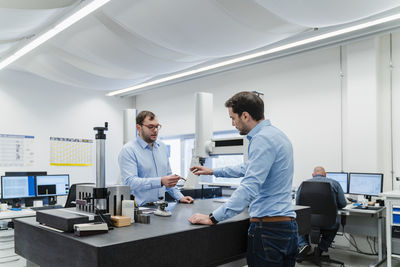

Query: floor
left=219, top=247, right=400, bottom=267
left=296, top=247, right=385, bottom=267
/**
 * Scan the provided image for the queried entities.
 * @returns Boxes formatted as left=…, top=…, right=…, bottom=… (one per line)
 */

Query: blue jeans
left=247, top=219, right=298, bottom=267
left=298, top=221, right=339, bottom=252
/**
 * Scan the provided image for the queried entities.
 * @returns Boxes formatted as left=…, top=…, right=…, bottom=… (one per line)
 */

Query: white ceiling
left=1, top=0, right=400, bottom=93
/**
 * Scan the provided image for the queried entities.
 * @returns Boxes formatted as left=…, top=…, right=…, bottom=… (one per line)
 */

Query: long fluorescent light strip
left=0, top=0, right=110, bottom=71
left=108, top=12, right=400, bottom=96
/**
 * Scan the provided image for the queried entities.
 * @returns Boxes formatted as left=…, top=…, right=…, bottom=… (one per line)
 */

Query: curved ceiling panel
left=0, top=2, right=78, bottom=40
left=255, top=0, right=400, bottom=27
left=47, top=15, right=209, bottom=76
left=4, top=0, right=400, bottom=92
left=103, top=0, right=306, bottom=57
left=0, top=0, right=78, bottom=9
left=14, top=47, right=150, bottom=90
left=0, top=39, right=19, bottom=55
left=94, top=11, right=208, bottom=63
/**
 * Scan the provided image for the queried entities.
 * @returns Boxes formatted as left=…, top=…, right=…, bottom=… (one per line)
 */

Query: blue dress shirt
left=212, top=119, right=296, bottom=222
left=296, top=175, right=347, bottom=209
left=118, top=136, right=183, bottom=206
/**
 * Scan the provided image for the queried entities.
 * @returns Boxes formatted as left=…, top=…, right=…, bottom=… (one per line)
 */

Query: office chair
left=64, top=183, right=94, bottom=208
left=297, top=181, right=345, bottom=267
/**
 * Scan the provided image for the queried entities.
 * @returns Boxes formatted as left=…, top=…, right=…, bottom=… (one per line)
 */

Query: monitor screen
left=36, top=175, right=70, bottom=197
left=1, top=176, right=36, bottom=199
left=348, top=173, right=383, bottom=196
left=326, top=172, right=348, bottom=193
left=5, top=171, right=47, bottom=176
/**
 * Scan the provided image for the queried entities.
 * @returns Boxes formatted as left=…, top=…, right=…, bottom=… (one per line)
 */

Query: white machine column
left=123, top=109, right=137, bottom=144
left=184, top=92, right=213, bottom=189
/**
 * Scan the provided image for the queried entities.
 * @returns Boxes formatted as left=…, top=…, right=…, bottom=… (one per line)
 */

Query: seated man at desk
left=118, top=110, right=194, bottom=206
left=296, top=166, right=347, bottom=259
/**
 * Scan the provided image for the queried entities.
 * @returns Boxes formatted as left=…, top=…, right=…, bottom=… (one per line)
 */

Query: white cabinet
left=0, top=209, right=36, bottom=267
left=0, top=228, right=26, bottom=267
left=382, top=190, right=400, bottom=267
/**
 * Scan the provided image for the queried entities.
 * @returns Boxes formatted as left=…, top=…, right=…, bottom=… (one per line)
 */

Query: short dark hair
left=136, top=110, right=156, bottom=125
left=225, top=91, right=264, bottom=121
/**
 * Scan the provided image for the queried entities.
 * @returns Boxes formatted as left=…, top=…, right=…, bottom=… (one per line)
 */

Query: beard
left=140, top=129, right=156, bottom=144
left=239, top=129, right=249, bottom=135
left=238, top=124, right=250, bottom=135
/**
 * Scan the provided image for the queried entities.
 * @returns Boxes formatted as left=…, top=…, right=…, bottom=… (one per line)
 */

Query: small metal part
left=75, top=199, right=87, bottom=206
left=154, top=197, right=171, bottom=217
left=137, top=214, right=150, bottom=224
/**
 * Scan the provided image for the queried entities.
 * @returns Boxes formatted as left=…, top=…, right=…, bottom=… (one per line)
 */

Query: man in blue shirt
left=296, top=166, right=346, bottom=258
left=118, top=110, right=194, bottom=206
left=188, top=91, right=298, bottom=267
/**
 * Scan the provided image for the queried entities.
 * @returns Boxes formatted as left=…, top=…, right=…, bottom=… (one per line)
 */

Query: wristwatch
left=209, top=213, right=219, bottom=224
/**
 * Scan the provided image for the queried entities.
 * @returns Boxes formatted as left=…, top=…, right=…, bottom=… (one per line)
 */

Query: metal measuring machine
left=36, top=123, right=131, bottom=234
left=183, top=92, right=249, bottom=189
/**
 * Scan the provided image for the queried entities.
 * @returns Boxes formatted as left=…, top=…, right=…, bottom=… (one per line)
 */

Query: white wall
left=343, top=39, right=380, bottom=171
left=137, top=45, right=342, bottom=187
left=0, top=70, right=133, bottom=186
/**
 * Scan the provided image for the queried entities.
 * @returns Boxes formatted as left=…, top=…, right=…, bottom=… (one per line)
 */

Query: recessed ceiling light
left=0, top=0, right=110, bottom=71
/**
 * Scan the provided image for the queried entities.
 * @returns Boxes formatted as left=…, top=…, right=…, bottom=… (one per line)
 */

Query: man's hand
left=161, top=174, right=180, bottom=188
left=190, top=166, right=213, bottom=176
left=179, top=196, right=194, bottom=204
left=188, top=213, right=212, bottom=225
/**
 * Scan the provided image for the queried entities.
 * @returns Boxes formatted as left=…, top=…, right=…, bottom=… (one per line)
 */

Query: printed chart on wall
left=0, top=134, right=35, bottom=167
left=50, top=137, right=93, bottom=166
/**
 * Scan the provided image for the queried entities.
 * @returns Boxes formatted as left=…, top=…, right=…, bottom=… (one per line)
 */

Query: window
left=162, top=138, right=181, bottom=175
left=160, top=130, right=244, bottom=184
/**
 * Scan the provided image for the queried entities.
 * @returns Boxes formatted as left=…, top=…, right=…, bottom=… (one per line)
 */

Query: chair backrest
left=298, top=181, right=337, bottom=229
left=65, top=183, right=95, bottom=208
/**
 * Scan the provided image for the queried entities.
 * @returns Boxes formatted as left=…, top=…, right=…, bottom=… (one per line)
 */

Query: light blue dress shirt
left=118, top=136, right=184, bottom=206
left=212, top=119, right=296, bottom=222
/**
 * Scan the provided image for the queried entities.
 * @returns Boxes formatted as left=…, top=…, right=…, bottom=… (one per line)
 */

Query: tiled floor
left=220, top=247, right=400, bottom=267
left=296, top=247, right=384, bottom=267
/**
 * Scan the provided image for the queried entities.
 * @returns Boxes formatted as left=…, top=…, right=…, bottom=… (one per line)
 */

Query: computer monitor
left=326, top=172, right=348, bottom=193
left=5, top=171, right=47, bottom=176
left=348, top=173, right=383, bottom=197
left=36, top=175, right=70, bottom=197
left=1, top=176, right=36, bottom=199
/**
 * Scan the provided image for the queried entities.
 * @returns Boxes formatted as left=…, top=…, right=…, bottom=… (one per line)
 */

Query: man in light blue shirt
left=188, top=92, right=298, bottom=267
left=118, top=111, right=194, bottom=206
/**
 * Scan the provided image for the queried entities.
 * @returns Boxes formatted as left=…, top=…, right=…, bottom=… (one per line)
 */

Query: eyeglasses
left=141, top=124, right=162, bottom=131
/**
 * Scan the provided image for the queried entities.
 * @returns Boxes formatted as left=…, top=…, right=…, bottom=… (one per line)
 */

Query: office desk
left=338, top=205, right=385, bottom=267
left=15, top=199, right=310, bottom=267
left=0, top=209, right=35, bottom=220
left=0, top=209, right=35, bottom=267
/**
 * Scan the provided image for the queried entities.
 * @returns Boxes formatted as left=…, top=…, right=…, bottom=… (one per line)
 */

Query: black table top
left=15, top=199, right=309, bottom=267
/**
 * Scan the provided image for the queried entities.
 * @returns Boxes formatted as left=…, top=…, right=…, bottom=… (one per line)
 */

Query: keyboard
left=352, top=205, right=382, bottom=210
left=30, top=205, right=63, bottom=211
